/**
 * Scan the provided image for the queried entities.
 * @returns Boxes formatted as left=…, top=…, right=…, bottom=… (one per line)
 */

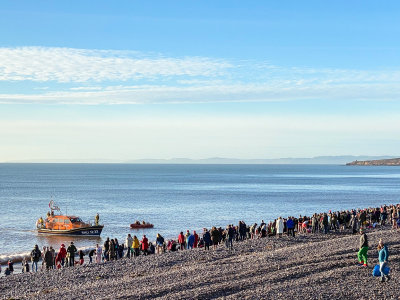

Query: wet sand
left=1, top=227, right=399, bottom=299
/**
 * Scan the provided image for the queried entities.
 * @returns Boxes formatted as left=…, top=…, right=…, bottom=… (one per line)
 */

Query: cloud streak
left=1, top=46, right=400, bottom=104
left=1, top=82, right=400, bottom=105
left=0, top=47, right=230, bottom=82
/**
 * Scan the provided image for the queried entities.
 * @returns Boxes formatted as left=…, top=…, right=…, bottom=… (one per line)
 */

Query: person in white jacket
left=276, top=216, right=284, bottom=238
left=125, top=234, right=133, bottom=258
left=95, top=244, right=102, bottom=263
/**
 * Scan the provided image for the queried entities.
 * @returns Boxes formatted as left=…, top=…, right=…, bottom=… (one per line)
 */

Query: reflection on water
left=35, top=234, right=101, bottom=248
left=2, top=164, right=400, bottom=257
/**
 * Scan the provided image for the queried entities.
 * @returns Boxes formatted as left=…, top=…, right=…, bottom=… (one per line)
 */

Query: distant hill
left=125, top=156, right=396, bottom=165
left=4, top=155, right=398, bottom=165
left=346, top=158, right=400, bottom=166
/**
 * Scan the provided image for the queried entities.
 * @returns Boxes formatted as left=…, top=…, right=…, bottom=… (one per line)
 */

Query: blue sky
left=1, top=1, right=400, bottom=161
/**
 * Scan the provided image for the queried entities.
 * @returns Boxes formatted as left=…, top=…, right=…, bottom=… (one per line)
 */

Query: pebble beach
left=1, top=227, right=399, bottom=300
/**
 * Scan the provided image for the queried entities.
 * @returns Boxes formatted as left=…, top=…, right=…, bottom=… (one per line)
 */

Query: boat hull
left=130, top=224, right=154, bottom=229
left=37, top=225, right=104, bottom=236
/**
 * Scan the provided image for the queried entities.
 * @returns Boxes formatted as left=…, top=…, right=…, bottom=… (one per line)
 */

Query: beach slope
left=1, top=228, right=399, bottom=299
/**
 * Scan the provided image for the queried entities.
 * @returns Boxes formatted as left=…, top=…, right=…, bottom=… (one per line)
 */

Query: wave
left=0, top=246, right=95, bottom=265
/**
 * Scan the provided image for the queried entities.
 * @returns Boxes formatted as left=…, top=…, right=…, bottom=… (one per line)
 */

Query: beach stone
left=1, top=228, right=399, bottom=299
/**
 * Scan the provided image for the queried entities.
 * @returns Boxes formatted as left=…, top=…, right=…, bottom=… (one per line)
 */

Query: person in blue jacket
left=187, top=233, right=195, bottom=249
left=286, top=217, right=295, bottom=237
left=378, top=239, right=390, bottom=282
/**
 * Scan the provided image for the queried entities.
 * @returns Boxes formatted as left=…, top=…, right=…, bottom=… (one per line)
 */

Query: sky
left=1, top=0, right=400, bottom=162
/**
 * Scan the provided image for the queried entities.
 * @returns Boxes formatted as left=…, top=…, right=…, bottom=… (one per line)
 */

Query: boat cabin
left=39, top=215, right=87, bottom=230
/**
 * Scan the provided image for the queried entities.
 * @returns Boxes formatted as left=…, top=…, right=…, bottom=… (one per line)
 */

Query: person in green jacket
left=357, top=228, right=368, bottom=267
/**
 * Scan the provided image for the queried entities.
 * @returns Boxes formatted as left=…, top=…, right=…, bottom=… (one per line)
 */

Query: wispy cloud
left=1, top=82, right=400, bottom=105
left=0, top=47, right=230, bottom=82
left=0, top=46, right=400, bottom=104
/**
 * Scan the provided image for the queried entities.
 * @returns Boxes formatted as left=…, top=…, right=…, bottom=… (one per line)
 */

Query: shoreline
left=1, top=225, right=399, bottom=299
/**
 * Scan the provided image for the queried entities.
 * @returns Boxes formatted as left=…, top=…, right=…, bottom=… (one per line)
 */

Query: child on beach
left=377, top=239, right=390, bottom=282
left=78, top=250, right=85, bottom=265
left=357, top=228, right=368, bottom=267
left=22, top=259, right=30, bottom=273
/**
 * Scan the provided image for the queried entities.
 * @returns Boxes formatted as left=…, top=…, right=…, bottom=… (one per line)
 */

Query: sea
left=1, top=163, right=400, bottom=265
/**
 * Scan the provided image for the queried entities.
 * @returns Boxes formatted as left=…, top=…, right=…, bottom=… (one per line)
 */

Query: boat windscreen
left=70, top=218, right=83, bottom=223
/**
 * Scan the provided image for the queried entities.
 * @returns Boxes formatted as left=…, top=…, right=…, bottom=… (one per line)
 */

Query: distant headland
left=3, top=155, right=399, bottom=165
left=346, top=158, right=400, bottom=166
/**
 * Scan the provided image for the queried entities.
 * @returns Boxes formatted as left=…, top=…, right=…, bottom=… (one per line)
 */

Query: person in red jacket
left=58, top=244, right=67, bottom=267
left=178, top=231, right=185, bottom=250
left=55, top=252, right=62, bottom=269
left=141, top=235, right=149, bottom=256
left=193, top=231, right=199, bottom=248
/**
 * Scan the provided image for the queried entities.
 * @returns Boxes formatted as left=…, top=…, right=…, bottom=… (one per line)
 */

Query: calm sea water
left=1, top=163, right=400, bottom=261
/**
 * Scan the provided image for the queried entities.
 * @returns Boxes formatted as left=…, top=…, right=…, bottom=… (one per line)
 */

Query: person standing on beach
left=359, top=210, right=367, bottom=229
left=311, top=214, right=318, bottom=233
left=322, top=213, right=329, bottom=234
left=88, top=248, right=95, bottom=263
left=156, top=233, right=165, bottom=254
left=109, top=239, right=115, bottom=260
left=350, top=214, right=358, bottom=234
left=185, top=230, right=191, bottom=249
left=141, top=235, right=149, bottom=255
left=41, top=246, right=46, bottom=270
left=103, top=237, right=110, bottom=261
left=211, top=227, right=219, bottom=249
left=276, top=217, right=284, bottom=238
left=377, top=239, right=390, bottom=282
left=125, top=234, right=133, bottom=258
left=203, top=228, right=211, bottom=250
left=58, top=244, right=67, bottom=266
left=55, top=252, right=62, bottom=269
left=50, top=246, right=55, bottom=269
left=7, top=260, right=14, bottom=274
left=193, top=231, right=199, bottom=248
left=187, top=233, right=195, bottom=249
left=67, top=242, right=77, bottom=266
left=78, top=250, right=85, bottom=265
left=357, top=228, right=368, bottom=267
left=132, top=235, right=140, bottom=257
left=44, top=247, right=53, bottom=270
left=286, top=217, right=295, bottom=237
left=30, top=244, right=41, bottom=272
left=178, top=232, right=186, bottom=250
left=226, top=225, right=234, bottom=250
left=96, top=244, right=102, bottom=263
left=22, top=258, right=30, bottom=273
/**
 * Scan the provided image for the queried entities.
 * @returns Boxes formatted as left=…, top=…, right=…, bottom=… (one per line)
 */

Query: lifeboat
left=36, top=201, right=104, bottom=236
left=130, top=222, right=154, bottom=229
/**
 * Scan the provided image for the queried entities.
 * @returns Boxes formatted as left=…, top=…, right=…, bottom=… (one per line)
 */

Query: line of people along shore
left=2, top=203, right=399, bottom=279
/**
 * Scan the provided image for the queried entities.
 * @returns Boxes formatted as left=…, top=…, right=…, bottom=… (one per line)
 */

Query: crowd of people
left=2, top=203, right=398, bottom=281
